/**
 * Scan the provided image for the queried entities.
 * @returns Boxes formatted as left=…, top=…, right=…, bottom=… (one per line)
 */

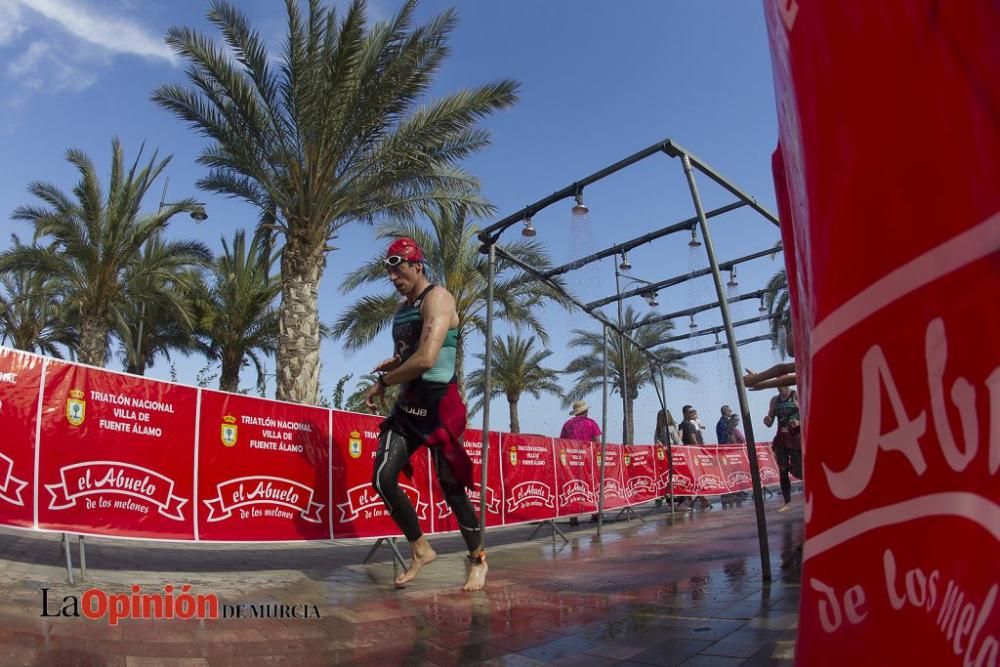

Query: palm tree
left=0, top=139, right=207, bottom=367
left=115, top=236, right=210, bottom=375
left=465, top=335, right=563, bottom=433
left=764, top=268, right=793, bottom=357
left=564, top=306, right=695, bottom=444
left=154, top=0, right=519, bottom=404
left=0, top=241, right=75, bottom=357
left=192, top=230, right=281, bottom=393
left=345, top=373, right=400, bottom=415
left=333, top=205, right=568, bottom=395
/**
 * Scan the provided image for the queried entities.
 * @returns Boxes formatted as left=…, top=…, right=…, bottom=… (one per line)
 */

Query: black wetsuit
left=372, top=285, right=480, bottom=550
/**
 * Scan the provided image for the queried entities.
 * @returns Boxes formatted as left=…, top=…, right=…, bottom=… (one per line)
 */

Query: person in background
left=679, top=405, right=704, bottom=446
left=561, top=400, right=602, bottom=525
left=764, top=385, right=802, bottom=512
left=679, top=405, right=711, bottom=509
left=728, top=413, right=745, bottom=444
left=561, top=400, right=601, bottom=442
left=716, top=405, right=734, bottom=444
left=654, top=408, right=681, bottom=447
left=654, top=409, right=681, bottom=507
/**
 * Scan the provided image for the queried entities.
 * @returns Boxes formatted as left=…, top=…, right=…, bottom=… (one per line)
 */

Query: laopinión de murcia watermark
left=40, top=585, right=321, bottom=625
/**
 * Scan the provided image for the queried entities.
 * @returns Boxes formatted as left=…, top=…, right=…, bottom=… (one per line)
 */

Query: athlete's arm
left=380, top=287, right=455, bottom=386
left=763, top=395, right=778, bottom=427
left=747, top=374, right=797, bottom=390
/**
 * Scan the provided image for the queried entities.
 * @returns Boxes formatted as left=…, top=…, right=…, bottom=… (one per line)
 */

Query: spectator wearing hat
left=561, top=400, right=602, bottom=526
left=560, top=400, right=602, bottom=443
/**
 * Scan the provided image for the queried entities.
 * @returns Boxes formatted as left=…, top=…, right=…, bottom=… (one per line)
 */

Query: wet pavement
left=0, top=493, right=803, bottom=666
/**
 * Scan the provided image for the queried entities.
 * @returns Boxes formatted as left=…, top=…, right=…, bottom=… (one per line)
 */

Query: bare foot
left=394, top=541, right=436, bottom=587
left=462, top=556, right=488, bottom=592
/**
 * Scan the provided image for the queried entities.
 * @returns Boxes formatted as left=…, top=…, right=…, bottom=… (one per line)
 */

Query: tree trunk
left=625, top=395, right=635, bottom=445
left=124, top=340, right=147, bottom=376
left=508, top=397, right=520, bottom=433
left=219, top=356, right=241, bottom=393
left=785, top=318, right=795, bottom=357
left=125, top=359, right=146, bottom=376
left=78, top=315, right=108, bottom=367
left=276, top=232, right=324, bottom=404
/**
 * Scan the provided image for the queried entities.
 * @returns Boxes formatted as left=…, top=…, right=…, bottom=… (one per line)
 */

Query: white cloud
left=7, top=39, right=98, bottom=92
left=0, top=1, right=28, bottom=44
left=14, top=0, right=174, bottom=62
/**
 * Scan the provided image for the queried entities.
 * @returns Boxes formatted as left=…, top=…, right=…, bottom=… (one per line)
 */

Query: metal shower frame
left=475, top=138, right=782, bottom=581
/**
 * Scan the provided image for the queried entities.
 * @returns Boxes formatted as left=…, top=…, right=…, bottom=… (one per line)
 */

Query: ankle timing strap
left=467, top=550, right=486, bottom=564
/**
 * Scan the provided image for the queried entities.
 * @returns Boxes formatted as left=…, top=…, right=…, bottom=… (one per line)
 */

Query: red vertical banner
left=196, top=391, right=330, bottom=541
left=690, top=446, right=728, bottom=496
left=623, top=445, right=658, bottom=505
left=553, top=438, right=597, bottom=518
left=0, top=348, right=42, bottom=528
left=433, top=428, right=502, bottom=532
left=597, top=446, right=627, bottom=511
left=501, top=434, right=557, bottom=524
left=330, top=410, right=432, bottom=539
left=717, top=445, right=752, bottom=493
left=764, top=1, right=1000, bottom=664
left=36, top=362, right=197, bottom=540
left=755, top=443, right=780, bottom=490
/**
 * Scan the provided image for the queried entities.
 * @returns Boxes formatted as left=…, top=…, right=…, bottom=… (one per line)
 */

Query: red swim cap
left=385, top=237, right=424, bottom=263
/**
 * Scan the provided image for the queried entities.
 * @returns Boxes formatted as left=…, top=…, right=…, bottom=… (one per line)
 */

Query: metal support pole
left=614, top=269, right=629, bottom=444
left=78, top=535, right=86, bottom=580
left=61, top=533, right=74, bottom=585
left=681, top=153, right=772, bottom=581
left=660, top=368, right=675, bottom=514
left=598, top=325, right=609, bottom=536
left=479, top=243, right=496, bottom=553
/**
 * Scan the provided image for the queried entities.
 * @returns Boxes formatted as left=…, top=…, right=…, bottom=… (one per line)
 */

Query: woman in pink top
left=729, top=413, right=746, bottom=443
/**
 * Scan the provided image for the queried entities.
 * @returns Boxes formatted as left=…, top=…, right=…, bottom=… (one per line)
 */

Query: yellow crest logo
left=66, top=389, right=85, bottom=426
left=596, top=453, right=603, bottom=466
left=349, top=431, right=363, bottom=459
left=559, top=450, right=567, bottom=466
left=221, top=415, right=238, bottom=447
left=624, top=454, right=631, bottom=466
left=657, top=446, right=666, bottom=460
left=509, top=446, right=518, bottom=465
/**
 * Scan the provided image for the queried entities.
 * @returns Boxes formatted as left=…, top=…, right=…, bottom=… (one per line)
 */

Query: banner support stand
left=362, top=537, right=406, bottom=569
left=526, top=520, right=569, bottom=544
left=614, top=505, right=645, bottom=523
left=78, top=535, right=86, bottom=580
left=61, top=533, right=74, bottom=585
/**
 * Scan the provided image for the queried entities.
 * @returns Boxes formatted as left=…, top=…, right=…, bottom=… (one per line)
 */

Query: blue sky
left=0, top=0, right=787, bottom=443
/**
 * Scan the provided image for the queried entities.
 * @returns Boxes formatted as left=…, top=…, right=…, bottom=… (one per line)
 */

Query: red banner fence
left=0, top=347, right=779, bottom=542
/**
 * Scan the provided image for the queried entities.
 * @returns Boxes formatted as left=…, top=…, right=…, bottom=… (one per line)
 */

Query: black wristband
left=377, top=375, right=388, bottom=388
